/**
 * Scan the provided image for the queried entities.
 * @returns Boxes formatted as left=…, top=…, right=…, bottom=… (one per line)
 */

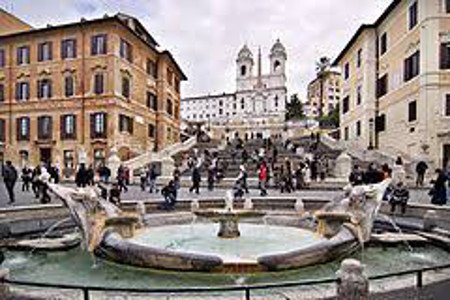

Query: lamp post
left=368, top=118, right=374, bottom=150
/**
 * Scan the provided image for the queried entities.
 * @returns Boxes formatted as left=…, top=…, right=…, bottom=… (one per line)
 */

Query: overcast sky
left=1, top=0, right=392, bottom=99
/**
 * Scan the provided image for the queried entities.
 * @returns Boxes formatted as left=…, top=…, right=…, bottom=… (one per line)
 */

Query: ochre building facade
left=0, top=12, right=186, bottom=175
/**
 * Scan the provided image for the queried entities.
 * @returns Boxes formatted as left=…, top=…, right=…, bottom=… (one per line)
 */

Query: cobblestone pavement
left=0, top=180, right=436, bottom=208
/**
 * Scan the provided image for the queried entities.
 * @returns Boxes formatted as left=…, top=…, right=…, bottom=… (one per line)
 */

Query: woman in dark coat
left=430, top=169, right=448, bottom=205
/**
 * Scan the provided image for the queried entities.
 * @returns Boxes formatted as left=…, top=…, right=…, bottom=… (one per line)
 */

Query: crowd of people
left=1, top=140, right=449, bottom=212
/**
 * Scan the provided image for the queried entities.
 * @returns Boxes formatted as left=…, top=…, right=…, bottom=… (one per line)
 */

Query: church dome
left=237, top=44, right=253, bottom=61
left=270, top=39, right=286, bottom=58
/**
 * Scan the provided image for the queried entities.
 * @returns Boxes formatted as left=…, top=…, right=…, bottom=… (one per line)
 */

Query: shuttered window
left=408, top=101, right=417, bottom=122
left=376, top=74, right=388, bottom=98
left=119, top=114, right=133, bottom=134
left=91, top=34, right=107, bottom=55
left=146, top=91, right=157, bottom=110
left=17, top=46, right=30, bottom=65
left=0, top=49, right=5, bottom=68
left=38, top=116, right=52, bottom=140
left=65, top=76, right=74, bottom=97
left=61, top=39, right=77, bottom=59
left=0, top=84, right=4, bottom=102
left=90, top=113, right=107, bottom=139
left=61, top=114, right=77, bottom=140
left=16, top=117, right=30, bottom=141
left=38, top=42, right=53, bottom=62
left=0, top=119, right=5, bottom=142
left=440, top=43, right=450, bottom=69
left=94, top=73, right=104, bottom=95
left=37, top=79, right=52, bottom=99
left=15, top=82, right=30, bottom=101
left=404, top=51, right=420, bottom=82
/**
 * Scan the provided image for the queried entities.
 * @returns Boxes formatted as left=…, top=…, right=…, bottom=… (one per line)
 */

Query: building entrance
left=40, top=148, right=52, bottom=165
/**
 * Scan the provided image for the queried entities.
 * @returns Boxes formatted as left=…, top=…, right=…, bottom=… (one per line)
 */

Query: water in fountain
left=379, top=214, right=414, bottom=252
left=29, top=217, right=73, bottom=255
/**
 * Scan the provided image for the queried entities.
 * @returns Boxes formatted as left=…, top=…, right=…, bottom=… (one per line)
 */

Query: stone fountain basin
left=92, top=222, right=361, bottom=273
left=3, top=232, right=81, bottom=252
left=193, top=209, right=266, bottom=219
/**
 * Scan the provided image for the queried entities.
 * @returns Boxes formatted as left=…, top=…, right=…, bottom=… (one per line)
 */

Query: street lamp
left=368, top=118, right=374, bottom=150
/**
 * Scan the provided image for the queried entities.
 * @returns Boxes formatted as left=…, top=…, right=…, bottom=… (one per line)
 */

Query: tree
left=318, top=103, right=340, bottom=128
left=285, top=94, right=306, bottom=121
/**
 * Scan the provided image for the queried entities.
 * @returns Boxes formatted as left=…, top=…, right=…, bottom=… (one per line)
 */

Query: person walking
left=258, top=161, right=268, bottom=196
left=140, top=167, right=148, bottom=191
left=75, top=164, right=88, bottom=188
left=189, top=165, right=201, bottom=195
left=117, top=165, right=128, bottom=193
left=3, top=161, right=18, bottom=204
left=87, top=164, right=95, bottom=186
left=31, top=165, right=42, bottom=198
left=148, top=164, right=158, bottom=193
left=415, top=161, right=428, bottom=187
left=430, top=169, right=448, bottom=205
left=21, top=165, right=32, bottom=192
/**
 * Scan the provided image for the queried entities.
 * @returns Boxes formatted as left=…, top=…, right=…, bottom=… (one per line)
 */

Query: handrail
left=2, top=262, right=450, bottom=299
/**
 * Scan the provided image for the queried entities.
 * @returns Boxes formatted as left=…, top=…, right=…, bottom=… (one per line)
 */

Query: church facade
left=181, top=40, right=288, bottom=140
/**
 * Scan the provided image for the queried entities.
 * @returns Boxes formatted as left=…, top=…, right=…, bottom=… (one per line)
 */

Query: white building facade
left=181, top=40, right=288, bottom=140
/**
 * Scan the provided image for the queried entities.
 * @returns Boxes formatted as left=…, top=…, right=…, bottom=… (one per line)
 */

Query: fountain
left=193, top=191, right=265, bottom=238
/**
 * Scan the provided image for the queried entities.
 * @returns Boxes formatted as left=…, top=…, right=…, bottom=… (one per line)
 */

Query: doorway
left=40, top=148, right=52, bottom=165
left=443, top=144, right=450, bottom=169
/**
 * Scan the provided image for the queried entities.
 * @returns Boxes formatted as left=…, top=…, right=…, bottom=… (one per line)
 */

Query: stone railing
left=122, top=136, right=197, bottom=177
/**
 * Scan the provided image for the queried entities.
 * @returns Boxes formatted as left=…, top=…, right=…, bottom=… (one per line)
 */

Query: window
left=0, top=84, right=4, bottom=102
left=241, top=98, right=245, bottom=109
left=275, top=95, right=279, bottom=107
left=148, top=124, right=156, bottom=138
left=0, top=119, right=5, bottom=142
left=146, top=59, right=158, bottom=79
left=91, top=34, right=107, bottom=55
left=94, top=73, right=104, bottom=95
left=122, top=76, right=130, bottom=98
left=175, top=78, right=180, bottom=93
left=440, top=43, right=450, bottom=69
left=90, top=112, right=107, bottom=139
left=0, top=49, right=5, bottom=68
left=17, top=46, right=30, bottom=65
left=344, top=62, right=350, bottom=80
left=356, top=49, right=362, bottom=68
left=380, top=33, right=387, bottom=55
left=344, top=126, right=349, bottom=141
left=446, top=95, right=450, bottom=116
left=219, top=108, right=223, bottom=115
left=119, top=114, right=133, bottom=134
left=93, top=149, right=105, bottom=169
left=38, top=116, right=52, bottom=140
left=64, top=76, right=74, bottom=97
left=376, top=114, right=386, bottom=132
left=61, top=39, right=77, bottom=59
left=342, top=96, right=350, bottom=114
left=409, top=1, right=418, bottom=30
left=63, top=150, right=75, bottom=171
left=166, top=99, right=173, bottom=115
left=376, top=74, right=388, bottom=98
left=408, top=100, right=417, bottom=122
left=147, top=91, right=157, bottom=110
left=166, top=68, right=173, bottom=86
left=37, top=79, right=52, bottom=99
left=16, top=117, right=30, bottom=141
left=356, top=85, right=362, bottom=105
left=38, top=42, right=53, bottom=62
left=356, top=120, right=361, bottom=137
left=15, top=82, right=30, bottom=101
left=447, top=0, right=450, bottom=13
left=404, top=50, right=420, bottom=82
left=241, top=65, right=246, bottom=76
left=61, top=114, right=76, bottom=140
left=120, top=39, right=133, bottom=62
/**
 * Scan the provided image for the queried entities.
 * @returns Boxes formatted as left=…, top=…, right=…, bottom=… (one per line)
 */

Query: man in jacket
left=3, top=161, right=18, bottom=204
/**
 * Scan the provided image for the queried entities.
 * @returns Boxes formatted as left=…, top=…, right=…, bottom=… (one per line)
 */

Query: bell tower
left=269, top=39, right=287, bottom=76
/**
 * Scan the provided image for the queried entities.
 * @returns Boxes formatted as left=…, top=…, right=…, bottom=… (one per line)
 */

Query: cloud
left=3, top=0, right=392, bottom=99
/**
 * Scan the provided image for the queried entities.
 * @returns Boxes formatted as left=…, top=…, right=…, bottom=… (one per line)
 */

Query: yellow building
left=0, top=11, right=186, bottom=175
left=306, top=69, right=341, bottom=118
left=334, top=0, right=450, bottom=168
